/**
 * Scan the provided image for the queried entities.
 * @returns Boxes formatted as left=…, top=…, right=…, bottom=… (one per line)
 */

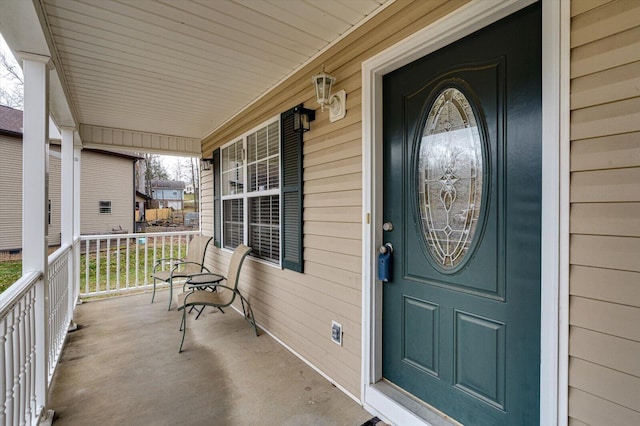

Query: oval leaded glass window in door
left=418, top=86, right=485, bottom=270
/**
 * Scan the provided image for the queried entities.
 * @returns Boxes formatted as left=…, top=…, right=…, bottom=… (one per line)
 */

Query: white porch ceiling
left=31, top=0, right=390, bottom=142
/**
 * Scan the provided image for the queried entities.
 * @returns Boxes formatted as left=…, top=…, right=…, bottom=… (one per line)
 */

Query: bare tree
left=190, top=157, right=199, bottom=212
left=0, top=47, right=24, bottom=109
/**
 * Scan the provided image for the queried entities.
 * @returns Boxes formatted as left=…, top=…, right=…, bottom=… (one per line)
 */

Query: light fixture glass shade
left=312, top=72, right=336, bottom=109
left=200, top=158, right=213, bottom=171
left=293, top=105, right=316, bottom=133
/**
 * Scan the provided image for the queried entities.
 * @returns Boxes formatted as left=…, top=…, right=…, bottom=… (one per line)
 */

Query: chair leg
left=179, top=308, right=187, bottom=353
left=237, top=290, right=258, bottom=337
left=151, top=278, right=156, bottom=303
left=194, top=305, right=205, bottom=320
left=167, top=277, right=173, bottom=311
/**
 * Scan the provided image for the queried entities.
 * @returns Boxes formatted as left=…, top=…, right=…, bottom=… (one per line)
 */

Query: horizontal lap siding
left=80, top=151, right=134, bottom=234
left=569, top=1, right=640, bottom=424
left=49, top=146, right=62, bottom=246
left=0, top=136, right=23, bottom=251
left=200, top=0, right=466, bottom=397
left=0, top=137, right=62, bottom=251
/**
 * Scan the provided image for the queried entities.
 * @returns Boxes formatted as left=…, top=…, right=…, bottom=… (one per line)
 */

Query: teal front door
left=381, top=4, right=541, bottom=425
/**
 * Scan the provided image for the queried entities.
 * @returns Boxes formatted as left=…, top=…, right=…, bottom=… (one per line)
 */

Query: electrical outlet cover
left=331, top=320, right=342, bottom=346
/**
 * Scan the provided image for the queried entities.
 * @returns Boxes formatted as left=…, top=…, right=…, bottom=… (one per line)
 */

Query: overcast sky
left=0, top=33, right=22, bottom=106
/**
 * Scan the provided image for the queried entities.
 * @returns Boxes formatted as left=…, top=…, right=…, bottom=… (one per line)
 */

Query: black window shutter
left=212, top=148, right=222, bottom=247
left=280, top=106, right=304, bottom=272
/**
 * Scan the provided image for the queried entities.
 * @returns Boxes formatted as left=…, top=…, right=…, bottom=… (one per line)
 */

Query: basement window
left=99, top=201, right=112, bottom=214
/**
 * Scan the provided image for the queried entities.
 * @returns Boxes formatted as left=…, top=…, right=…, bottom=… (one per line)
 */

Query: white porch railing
left=0, top=242, right=76, bottom=425
left=0, top=270, right=40, bottom=426
left=79, top=231, right=200, bottom=297
left=47, top=244, right=74, bottom=383
left=1, top=230, right=200, bottom=424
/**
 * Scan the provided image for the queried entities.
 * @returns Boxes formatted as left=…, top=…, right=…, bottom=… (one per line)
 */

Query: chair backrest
left=226, top=244, right=252, bottom=292
left=184, top=235, right=213, bottom=273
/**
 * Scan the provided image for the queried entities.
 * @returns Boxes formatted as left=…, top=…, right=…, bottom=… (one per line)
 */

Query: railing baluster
left=18, top=299, right=26, bottom=425
left=135, top=238, right=140, bottom=288
left=96, top=239, right=101, bottom=294
left=11, top=308, right=19, bottom=425
left=0, top=319, right=6, bottom=425
left=116, top=238, right=121, bottom=292
left=25, top=291, right=34, bottom=423
left=28, top=288, right=36, bottom=421
left=106, top=238, right=111, bottom=293
left=84, top=241, right=89, bottom=294
left=125, top=237, right=130, bottom=290
left=144, top=237, right=148, bottom=288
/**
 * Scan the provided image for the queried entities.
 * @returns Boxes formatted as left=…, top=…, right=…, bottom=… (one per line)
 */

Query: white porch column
left=74, top=147, right=82, bottom=302
left=20, top=52, right=51, bottom=416
left=60, top=127, right=74, bottom=247
left=60, top=127, right=77, bottom=321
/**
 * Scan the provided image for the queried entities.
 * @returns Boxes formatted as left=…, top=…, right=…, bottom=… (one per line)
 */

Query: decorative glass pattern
left=418, top=87, right=483, bottom=269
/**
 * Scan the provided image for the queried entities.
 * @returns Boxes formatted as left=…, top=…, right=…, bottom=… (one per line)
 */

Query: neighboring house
left=149, top=179, right=184, bottom=210
left=0, top=105, right=62, bottom=251
left=79, top=149, right=140, bottom=235
left=0, top=106, right=140, bottom=250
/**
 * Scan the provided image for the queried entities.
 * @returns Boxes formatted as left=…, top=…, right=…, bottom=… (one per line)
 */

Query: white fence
left=0, top=231, right=199, bottom=424
left=79, top=231, right=200, bottom=298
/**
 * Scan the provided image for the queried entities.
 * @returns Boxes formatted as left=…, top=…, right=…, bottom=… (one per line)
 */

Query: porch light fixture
left=311, top=67, right=346, bottom=122
left=293, top=104, right=315, bottom=133
left=200, top=157, right=214, bottom=171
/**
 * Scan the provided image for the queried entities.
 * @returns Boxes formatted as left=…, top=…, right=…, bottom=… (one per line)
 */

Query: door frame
left=360, top=0, right=570, bottom=424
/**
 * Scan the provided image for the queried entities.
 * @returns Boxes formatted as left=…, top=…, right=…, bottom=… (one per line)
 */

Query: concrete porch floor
left=48, top=291, right=377, bottom=425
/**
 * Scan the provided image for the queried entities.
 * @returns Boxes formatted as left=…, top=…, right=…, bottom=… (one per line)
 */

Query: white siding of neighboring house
left=0, top=135, right=61, bottom=251
left=49, top=145, right=62, bottom=246
left=80, top=151, right=134, bottom=235
left=0, top=135, right=24, bottom=251
left=569, top=0, right=640, bottom=424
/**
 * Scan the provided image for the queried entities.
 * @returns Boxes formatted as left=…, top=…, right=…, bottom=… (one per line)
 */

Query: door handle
left=378, top=243, right=393, bottom=282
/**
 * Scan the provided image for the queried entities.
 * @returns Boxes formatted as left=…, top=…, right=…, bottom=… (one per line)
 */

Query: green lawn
left=78, top=239, right=188, bottom=295
left=0, top=260, right=22, bottom=293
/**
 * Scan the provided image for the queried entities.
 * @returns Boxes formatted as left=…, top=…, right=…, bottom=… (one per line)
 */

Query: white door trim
left=360, top=0, right=569, bottom=424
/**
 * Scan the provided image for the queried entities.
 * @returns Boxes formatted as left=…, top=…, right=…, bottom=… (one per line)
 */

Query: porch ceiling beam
left=79, top=124, right=202, bottom=157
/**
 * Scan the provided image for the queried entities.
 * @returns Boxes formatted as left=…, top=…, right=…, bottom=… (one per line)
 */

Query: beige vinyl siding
left=80, top=151, right=134, bottom=235
left=201, top=0, right=467, bottom=397
left=0, top=136, right=61, bottom=251
left=569, top=1, right=640, bottom=424
left=0, top=135, right=24, bottom=251
left=48, top=145, right=62, bottom=246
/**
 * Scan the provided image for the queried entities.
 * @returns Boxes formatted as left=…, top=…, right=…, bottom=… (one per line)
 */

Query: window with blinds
left=249, top=195, right=280, bottom=263
left=220, top=118, right=281, bottom=263
left=223, top=198, right=244, bottom=249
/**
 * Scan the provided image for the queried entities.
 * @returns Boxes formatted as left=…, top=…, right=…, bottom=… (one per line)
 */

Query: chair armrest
left=153, top=257, right=184, bottom=272
left=170, top=262, right=210, bottom=275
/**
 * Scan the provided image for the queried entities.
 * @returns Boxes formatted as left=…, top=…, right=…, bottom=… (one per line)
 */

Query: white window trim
left=360, top=0, right=568, bottom=425
left=220, top=116, right=283, bottom=267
